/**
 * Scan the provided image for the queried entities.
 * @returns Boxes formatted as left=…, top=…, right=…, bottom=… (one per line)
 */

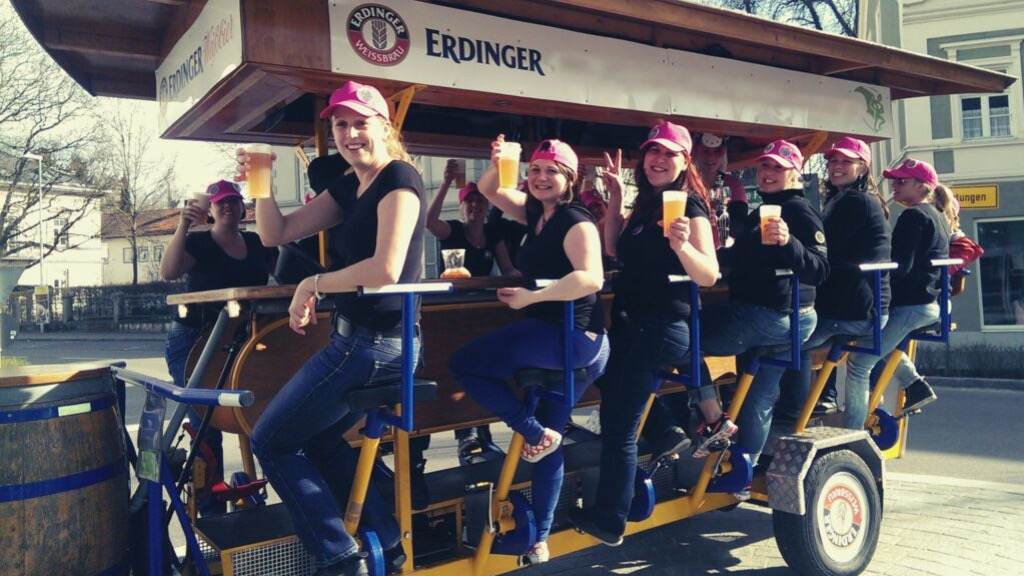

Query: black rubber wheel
left=773, top=449, right=881, bottom=576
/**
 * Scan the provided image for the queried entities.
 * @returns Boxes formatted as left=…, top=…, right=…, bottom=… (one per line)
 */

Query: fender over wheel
left=773, top=449, right=882, bottom=576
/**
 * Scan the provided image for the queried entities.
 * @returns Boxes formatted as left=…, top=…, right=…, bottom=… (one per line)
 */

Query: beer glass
left=245, top=143, right=273, bottom=199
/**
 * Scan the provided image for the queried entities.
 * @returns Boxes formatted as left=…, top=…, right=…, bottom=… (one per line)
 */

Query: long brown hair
left=627, top=149, right=711, bottom=228
left=930, top=184, right=958, bottom=234
left=824, top=172, right=889, bottom=218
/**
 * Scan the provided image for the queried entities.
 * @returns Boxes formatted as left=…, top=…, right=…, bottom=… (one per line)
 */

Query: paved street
left=5, top=333, right=1024, bottom=574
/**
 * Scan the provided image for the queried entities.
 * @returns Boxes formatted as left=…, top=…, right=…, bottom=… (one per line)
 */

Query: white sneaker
left=521, top=428, right=562, bottom=463
left=522, top=541, right=549, bottom=565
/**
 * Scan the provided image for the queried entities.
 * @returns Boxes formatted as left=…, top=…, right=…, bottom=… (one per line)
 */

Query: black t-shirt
left=890, top=203, right=950, bottom=306
left=718, top=189, right=829, bottom=313
left=440, top=220, right=501, bottom=277
left=815, top=189, right=892, bottom=320
left=517, top=202, right=604, bottom=333
left=614, top=195, right=710, bottom=321
left=179, top=230, right=273, bottom=328
left=327, top=161, right=426, bottom=330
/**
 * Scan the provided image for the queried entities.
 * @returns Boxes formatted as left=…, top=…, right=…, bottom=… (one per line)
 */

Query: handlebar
left=113, top=366, right=254, bottom=407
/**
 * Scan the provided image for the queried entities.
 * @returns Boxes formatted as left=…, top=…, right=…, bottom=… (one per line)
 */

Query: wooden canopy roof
left=11, top=0, right=1016, bottom=156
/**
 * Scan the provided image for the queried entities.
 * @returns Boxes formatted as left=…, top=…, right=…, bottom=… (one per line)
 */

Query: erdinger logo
left=347, top=4, right=410, bottom=66
left=822, top=484, right=863, bottom=549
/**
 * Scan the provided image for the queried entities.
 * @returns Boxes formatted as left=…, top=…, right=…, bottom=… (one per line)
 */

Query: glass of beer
left=245, top=143, right=273, bottom=199
left=760, top=204, right=782, bottom=244
left=497, top=142, right=522, bottom=189
left=662, top=190, right=688, bottom=238
left=440, top=249, right=471, bottom=279
left=190, top=190, right=211, bottom=212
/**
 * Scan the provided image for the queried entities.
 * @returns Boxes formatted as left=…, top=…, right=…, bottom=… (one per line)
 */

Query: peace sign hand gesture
left=600, top=149, right=624, bottom=200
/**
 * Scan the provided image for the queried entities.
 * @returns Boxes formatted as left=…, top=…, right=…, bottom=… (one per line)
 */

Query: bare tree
left=92, top=100, right=179, bottom=286
left=699, top=0, right=858, bottom=36
left=0, top=4, right=107, bottom=267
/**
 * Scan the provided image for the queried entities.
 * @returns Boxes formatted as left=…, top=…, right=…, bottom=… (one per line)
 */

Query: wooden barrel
left=0, top=363, right=129, bottom=576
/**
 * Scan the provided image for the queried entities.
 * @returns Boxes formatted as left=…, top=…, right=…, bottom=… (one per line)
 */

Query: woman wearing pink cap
left=449, top=136, right=609, bottom=563
left=698, top=140, right=828, bottom=476
left=569, top=121, right=719, bottom=546
left=426, top=160, right=516, bottom=278
left=426, top=162, right=515, bottom=465
left=242, top=80, right=424, bottom=576
left=842, top=158, right=952, bottom=429
left=776, top=136, right=893, bottom=418
left=160, top=179, right=276, bottom=516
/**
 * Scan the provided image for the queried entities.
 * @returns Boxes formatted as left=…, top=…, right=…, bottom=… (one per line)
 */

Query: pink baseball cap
left=530, top=139, right=579, bottom=174
left=580, top=188, right=605, bottom=209
left=207, top=180, right=243, bottom=203
left=883, top=158, right=938, bottom=188
left=641, top=121, right=692, bottom=155
left=457, top=182, right=481, bottom=203
left=823, top=136, right=872, bottom=166
left=757, top=140, right=804, bottom=171
left=319, top=81, right=390, bottom=120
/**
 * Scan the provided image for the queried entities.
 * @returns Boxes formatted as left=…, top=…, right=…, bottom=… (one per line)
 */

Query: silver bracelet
left=313, top=273, right=325, bottom=301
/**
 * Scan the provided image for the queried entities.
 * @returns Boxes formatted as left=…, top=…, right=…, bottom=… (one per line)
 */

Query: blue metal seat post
left=865, top=258, right=961, bottom=421
left=474, top=280, right=580, bottom=570
left=343, top=282, right=450, bottom=565
left=794, top=262, right=897, bottom=433
left=114, top=366, right=254, bottom=576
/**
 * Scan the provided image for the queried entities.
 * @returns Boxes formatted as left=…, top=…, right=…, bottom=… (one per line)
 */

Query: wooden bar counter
left=169, top=278, right=735, bottom=438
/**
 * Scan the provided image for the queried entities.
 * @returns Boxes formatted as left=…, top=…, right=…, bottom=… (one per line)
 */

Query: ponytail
left=930, top=184, right=958, bottom=234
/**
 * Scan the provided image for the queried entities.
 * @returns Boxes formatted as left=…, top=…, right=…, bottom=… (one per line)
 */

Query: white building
left=899, top=0, right=1024, bottom=345
left=5, top=184, right=105, bottom=289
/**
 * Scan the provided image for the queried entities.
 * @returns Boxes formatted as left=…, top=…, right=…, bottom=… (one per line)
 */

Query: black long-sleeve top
left=718, top=189, right=829, bottom=313
left=815, top=189, right=892, bottom=320
left=890, top=203, right=950, bottom=306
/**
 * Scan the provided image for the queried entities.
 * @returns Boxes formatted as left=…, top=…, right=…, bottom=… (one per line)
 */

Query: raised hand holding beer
left=234, top=145, right=278, bottom=199
left=492, top=134, right=522, bottom=190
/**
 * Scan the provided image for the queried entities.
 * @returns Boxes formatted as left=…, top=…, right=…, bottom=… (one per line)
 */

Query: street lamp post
left=21, top=153, right=45, bottom=330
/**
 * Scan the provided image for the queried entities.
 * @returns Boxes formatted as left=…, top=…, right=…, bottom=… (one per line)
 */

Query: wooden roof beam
left=43, top=27, right=160, bottom=63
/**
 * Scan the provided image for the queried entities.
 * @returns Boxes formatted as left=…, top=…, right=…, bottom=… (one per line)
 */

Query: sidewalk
left=534, top=473, right=1024, bottom=576
left=14, top=330, right=167, bottom=341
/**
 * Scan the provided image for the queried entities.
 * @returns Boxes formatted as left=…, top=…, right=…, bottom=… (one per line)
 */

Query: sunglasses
left=894, top=178, right=914, bottom=186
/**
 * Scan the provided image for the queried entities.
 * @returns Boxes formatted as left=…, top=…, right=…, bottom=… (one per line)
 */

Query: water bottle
left=136, top=392, right=166, bottom=482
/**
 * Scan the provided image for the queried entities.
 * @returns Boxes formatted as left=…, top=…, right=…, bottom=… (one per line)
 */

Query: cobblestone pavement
left=532, top=473, right=1024, bottom=576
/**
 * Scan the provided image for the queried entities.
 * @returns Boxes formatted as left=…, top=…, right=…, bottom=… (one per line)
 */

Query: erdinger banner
left=156, top=0, right=242, bottom=131
left=328, top=0, right=893, bottom=138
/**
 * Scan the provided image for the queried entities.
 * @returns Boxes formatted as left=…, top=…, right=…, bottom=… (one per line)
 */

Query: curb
left=15, top=333, right=167, bottom=342
left=928, top=375, right=1024, bottom=392
left=888, top=472, right=1024, bottom=495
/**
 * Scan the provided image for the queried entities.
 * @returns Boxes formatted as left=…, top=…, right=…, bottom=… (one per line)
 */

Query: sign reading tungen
left=328, top=1, right=893, bottom=138
left=156, top=0, right=242, bottom=132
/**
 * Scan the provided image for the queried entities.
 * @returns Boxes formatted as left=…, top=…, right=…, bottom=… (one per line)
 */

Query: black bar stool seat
left=748, top=343, right=795, bottom=357
left=515, top=368, right=587, bottom=390
left=346, top=379, right=438, bottom=412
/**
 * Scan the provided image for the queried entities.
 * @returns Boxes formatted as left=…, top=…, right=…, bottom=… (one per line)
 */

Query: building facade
left=900, top=0, right=1024, bottom=350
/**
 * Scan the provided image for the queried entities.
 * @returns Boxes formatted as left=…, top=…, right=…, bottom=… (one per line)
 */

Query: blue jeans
left=778, top=315, right=889, bottom=415
left=165, top=323, right=225, bottom=516
left=450, top=318, right=609, bottom=541
left=250, top=329, right=416, bottom=566
left=843, top=302, right=939, bottom=429
left=593, top=315, right=689, bottom=535
left=701, top=301, right=817, bottom=462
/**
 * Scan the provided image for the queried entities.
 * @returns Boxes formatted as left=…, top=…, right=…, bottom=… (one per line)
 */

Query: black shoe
left=653, top=426, right=692, bottom=462
left=902, top=378, right=937, bottom=415
left=383, top=543, right=407, bottom=575
left=567, top=507, right=623, bottom=547
left=313, top=554, right=369, bottom=576
left=411, top=460, right=429, bottom=511
left=813, top=400, right=838, bottom=415
left=457, top=435, right=483, bottom=466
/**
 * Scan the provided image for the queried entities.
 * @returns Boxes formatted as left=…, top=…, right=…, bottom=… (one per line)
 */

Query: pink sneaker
left=692, top=415, right=739, bottom=459
left=521, top=428, right=562, bottom=463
